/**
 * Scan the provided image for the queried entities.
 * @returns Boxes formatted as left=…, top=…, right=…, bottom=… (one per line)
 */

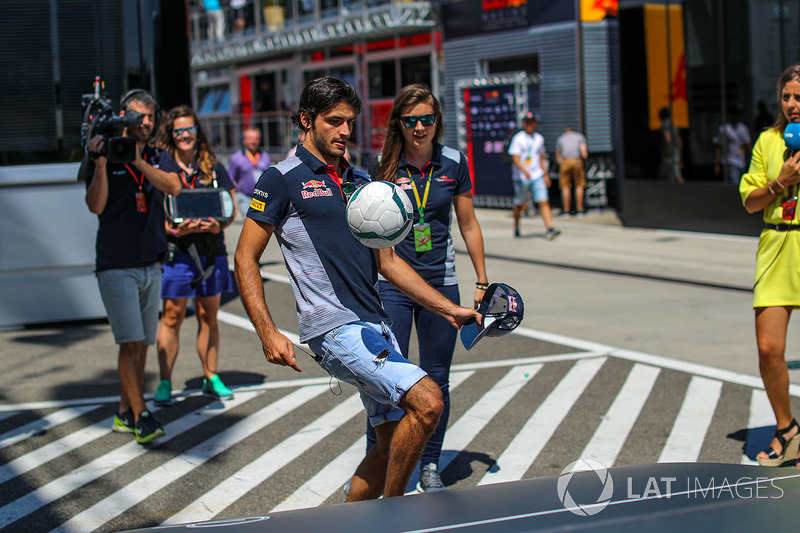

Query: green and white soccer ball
left=346, top=181, right=414, bottom=249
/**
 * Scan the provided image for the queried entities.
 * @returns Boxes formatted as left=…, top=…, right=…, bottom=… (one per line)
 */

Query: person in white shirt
left=507, top=112, right=560, bottom=240
left=714, top=105, right=752, bottom=184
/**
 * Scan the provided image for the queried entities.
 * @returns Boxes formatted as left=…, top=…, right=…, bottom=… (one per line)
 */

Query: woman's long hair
left=156, top=105, right=217, bottom=185
left=376, top=84, right=443, bottom=184
left=773, top=64, right=800, bottom=133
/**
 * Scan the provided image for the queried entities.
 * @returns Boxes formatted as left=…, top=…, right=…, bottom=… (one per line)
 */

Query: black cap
left=522, top=112, right=541, bottom=123
left=460, top=283, right=524, bottom=350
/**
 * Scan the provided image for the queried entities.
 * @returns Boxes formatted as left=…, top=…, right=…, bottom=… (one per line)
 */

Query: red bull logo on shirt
left=301, top=187, right=333, bottom=199
left=302, top=180, right=326, bottom=189
left=397, top=177, right=413, bottom=190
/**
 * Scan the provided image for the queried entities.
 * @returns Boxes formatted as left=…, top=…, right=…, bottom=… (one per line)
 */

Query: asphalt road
left=1, top=209, right=799, bottom=532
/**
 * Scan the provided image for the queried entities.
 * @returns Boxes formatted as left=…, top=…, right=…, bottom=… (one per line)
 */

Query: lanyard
left=180, top=166, right=218, bottom=190
left=123, top=152, right=147, bottom=191
left=246, top=150, right=260, bottom=166
left=408, top=164, right=433, bottom=223
left=180, top=169, right=199, bottom=189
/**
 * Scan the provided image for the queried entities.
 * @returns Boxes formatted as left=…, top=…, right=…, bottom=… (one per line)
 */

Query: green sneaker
left=202, top=374, right=234, bottom=400
left=154, top=380, right=173, bottom=406
left=111, top=409, right=135, bottom=434
left=135, top=410, right=166, bottom=444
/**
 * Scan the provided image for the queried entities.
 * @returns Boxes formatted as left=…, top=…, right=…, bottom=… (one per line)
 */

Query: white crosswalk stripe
left=743, top=389, right=774, bottom=466
left=0, top=405, right=98, bottom=451
left=52, top=387, right=327, bottom=533
left=1, top=352, right=797, bottom=532
left=0, top=406, right=164, bottom=485
left=479, top=357, right=607, bottom=485
left=271, top=370, right=477, bottom=513
left=420, top=364, right=543, bottom=490
left=165, top=392, right=366, bottom=525
left=659, top=376, right=723, bottom=463
left=0, top=391, right=260, bottom=529
left=579, top=363, right=661, bottom=467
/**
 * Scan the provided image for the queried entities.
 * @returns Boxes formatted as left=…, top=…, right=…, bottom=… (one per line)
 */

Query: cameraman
left=85, top=89, right=181, bottom=445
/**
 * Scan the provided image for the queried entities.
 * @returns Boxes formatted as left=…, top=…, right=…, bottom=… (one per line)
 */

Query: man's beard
left=311, top=130, right=345, bottom=160
left=133, top=127, right=151, bottom=144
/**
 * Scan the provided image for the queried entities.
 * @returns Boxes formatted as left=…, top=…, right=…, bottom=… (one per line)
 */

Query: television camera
left=81, top=76, right=142, bottom=164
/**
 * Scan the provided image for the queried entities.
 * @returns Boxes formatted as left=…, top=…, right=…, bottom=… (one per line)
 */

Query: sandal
left=757, top=418, right=800, bottom=467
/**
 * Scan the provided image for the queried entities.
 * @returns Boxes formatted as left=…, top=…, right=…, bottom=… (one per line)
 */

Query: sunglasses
left=173, top=126, right=198, bottom=137
left=400, top=114, right=436, bottom=129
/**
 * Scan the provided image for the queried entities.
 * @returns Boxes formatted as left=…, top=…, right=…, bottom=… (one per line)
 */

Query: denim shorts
left=307, top=321, right=427, bottom=427
left=513, top=177, right=549, bottom=205
left=97, top=263, right=162, bottom=345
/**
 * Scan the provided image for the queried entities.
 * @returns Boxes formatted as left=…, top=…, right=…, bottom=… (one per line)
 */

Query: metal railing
left=201, top=111, right=296, bottom=162
left=188, top=0, right=435, bottom=68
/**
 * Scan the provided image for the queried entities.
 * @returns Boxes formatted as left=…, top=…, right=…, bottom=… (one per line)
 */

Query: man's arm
left=227, top=154, right=242, bottom=185
left=85, top=135, right=110, bottom=214
left=234, top=217, right=301, bottom=372
left=375, top=248, right=480, bottom=329
left=511, top=154, right=530, bottom=179
left=133, top=148, right=181, bottom=196
left=540, top=151, right=550, bottom=187
left=580, top=141, right=588, bottom=160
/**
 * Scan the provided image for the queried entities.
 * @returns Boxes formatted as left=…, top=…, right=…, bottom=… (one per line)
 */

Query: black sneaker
left=514, top=228, right=521, bottom=238
left=111, top=409, right=135, bottom=434
left=135, top=410, right=166, bottom=444
left=545, top=227, right=561, bottom=240
left=417, top=463, right=446, bottom=493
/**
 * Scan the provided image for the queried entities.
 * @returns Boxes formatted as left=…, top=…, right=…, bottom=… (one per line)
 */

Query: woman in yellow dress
left=740, top=63, right=800, bottom=466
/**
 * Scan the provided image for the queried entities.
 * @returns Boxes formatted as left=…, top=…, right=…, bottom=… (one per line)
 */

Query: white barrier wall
left=0, top=163, right=106, bottom=327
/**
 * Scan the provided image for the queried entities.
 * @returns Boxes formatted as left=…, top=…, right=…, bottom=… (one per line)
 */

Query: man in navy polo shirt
left=85, top=89, right=181, bottom=444
left=234, top=77, right=480, bottom=501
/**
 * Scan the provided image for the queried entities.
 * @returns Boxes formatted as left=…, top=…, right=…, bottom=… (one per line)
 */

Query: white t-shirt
left=508, top=130, right=546, bottom=181
left=713, top=122, right=752, bottom=169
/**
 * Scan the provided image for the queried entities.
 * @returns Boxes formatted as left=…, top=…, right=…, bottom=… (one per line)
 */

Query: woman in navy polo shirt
left=153, top=106, right=236, bottom=404
left=368, top=84, right=488, bottom=492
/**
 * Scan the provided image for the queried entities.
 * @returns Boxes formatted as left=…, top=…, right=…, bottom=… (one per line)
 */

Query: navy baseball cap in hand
left=460, top=283, right=524, bottom=350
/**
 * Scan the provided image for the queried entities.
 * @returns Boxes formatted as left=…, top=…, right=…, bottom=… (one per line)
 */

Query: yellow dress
left=740, top=128, right=800, bottom=307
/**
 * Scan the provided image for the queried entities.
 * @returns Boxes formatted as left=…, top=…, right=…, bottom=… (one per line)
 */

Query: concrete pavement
left=229, top=205, right=794, bottom=383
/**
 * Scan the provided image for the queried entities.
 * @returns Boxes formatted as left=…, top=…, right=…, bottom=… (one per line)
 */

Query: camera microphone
left=785, top=122, right=800, bottom=158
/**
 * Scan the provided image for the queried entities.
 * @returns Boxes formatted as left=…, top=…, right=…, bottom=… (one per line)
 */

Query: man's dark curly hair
left=290, top=76, right=362, bottom=131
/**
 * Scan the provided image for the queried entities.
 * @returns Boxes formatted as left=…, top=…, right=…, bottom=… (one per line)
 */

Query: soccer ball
left=345, top=181, right=414, bottom=249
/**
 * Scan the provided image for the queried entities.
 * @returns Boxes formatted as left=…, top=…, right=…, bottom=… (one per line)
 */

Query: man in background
left=85, top=89, right=181, bottom=444
left=714, top=105, right=752, bottom=184
left=555, top=126, right=588, bottom=217
left=228, top=126, right=271, bottom=216
left=507, top=112, right=560, bottom=240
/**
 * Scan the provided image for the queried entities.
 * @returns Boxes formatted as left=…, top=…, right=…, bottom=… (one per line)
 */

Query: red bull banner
left=645, top=4, right=689, bottom=130
left=581, top=0, right=618, bottom=22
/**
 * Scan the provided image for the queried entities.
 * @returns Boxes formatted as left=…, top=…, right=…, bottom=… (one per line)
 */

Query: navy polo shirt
left=86, top=147, right=175, bottom=272
left=247, top=144, right=387, bottom=342
left=371, top=142, right=473, bottom=286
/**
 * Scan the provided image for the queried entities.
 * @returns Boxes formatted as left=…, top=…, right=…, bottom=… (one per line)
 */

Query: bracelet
left=768, top=184, right=778, bottom=195
left=475, top=283, right=489, bottom=290
left=171, top=228, right=178, bottom=238
left=776, top=177, right=787, bottom=190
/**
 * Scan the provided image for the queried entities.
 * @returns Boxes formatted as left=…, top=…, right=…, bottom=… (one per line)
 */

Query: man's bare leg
left=119, top=341, right=148, bottom=419
left=346, top=377, right=443, bottom=501
left=346, top=421, right=398, bottom=502
left=384, top=377, right=443, bottom=497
